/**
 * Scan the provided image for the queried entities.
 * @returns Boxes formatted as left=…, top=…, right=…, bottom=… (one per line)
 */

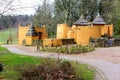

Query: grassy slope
left=0, top=46, right=45, bottom=79
left=0, top=28, right=18, bottom=44
left=0, top=46, right=95, bottom=80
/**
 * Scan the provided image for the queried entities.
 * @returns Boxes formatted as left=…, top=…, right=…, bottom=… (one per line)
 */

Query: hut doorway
left=38, top=32, right=43, bottom=40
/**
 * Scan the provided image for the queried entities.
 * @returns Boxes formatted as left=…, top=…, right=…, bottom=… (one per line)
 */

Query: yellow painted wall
left=18, top=22, right=113, bottom=46
left=43, top=39, right=51, bottom=47
left=76, top=26, right=101, bottom=45
left=43, top=38, right=62, bottom=47
left=67, top=25, right=77, bottom=40
left=52, top=39, right=62, bottom=46
left=35, top=26, right=48, bottom=39
left=67, top=25, right=113, bottom=45
left=67, top=29, right=74, bottom=38
left=100, top=25, right=108, bottom=36
left=18, top=24, right=29, bottom=45
left=18, top=24, right=48, bottom=45
left=26, top=36, right=32, bottom=45
left=108, top=24, right=113, bottom=36
left=57, top=24, right=109, bottom=45
left=25, top=36, right=39, bottom=45
left=56, top=24, right=70, bottom=39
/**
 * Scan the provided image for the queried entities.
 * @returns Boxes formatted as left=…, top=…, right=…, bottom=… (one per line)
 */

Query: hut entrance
left=108, top=27, right=110, bottom=36
left=38, top=32, right=43, bottom=40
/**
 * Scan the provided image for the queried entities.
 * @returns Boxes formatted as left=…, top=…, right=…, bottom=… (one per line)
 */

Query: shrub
left=18, top=61, right=83, bottom=80
left=0, top=63, right=3, bottom=72
left=43, top=45, right=94, bottom=54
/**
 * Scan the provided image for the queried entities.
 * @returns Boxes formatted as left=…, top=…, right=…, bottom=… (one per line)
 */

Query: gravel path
left=2, top=45, right=120, bottom=80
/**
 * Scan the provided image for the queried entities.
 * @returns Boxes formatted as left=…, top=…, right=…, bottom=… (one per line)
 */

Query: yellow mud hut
left=56, top=13, right=113, bottom=45
left=18, top=24, right=48, bottom=45
left=18, top=13, right=113, bottom=46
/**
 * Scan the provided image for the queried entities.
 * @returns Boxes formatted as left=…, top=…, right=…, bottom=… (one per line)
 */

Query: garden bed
left=0, top=46, right=95, bottom=80
left=40, top=45, right=95, bottom=54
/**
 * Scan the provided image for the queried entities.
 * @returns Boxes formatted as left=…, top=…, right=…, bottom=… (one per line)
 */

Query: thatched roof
left=26, top=23, right=38, bottom=36
left=92, top=13, right=106, bottom=25
left=74, top=15, right=88, bottom=26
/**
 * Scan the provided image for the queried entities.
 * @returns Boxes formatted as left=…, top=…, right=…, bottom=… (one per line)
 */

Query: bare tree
left=0, top=0, right=15, bottom=16
left=34, top=0, right=55, bottom=37
left=34, top=0, right=53, bottom=26
left=54, top=0, right=83, bottom=26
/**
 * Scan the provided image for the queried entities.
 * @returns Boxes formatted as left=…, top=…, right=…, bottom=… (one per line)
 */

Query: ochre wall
left=67, top=29, right=74, bottom=39
left=35, top=25, right=48, bottom=39
left=56, top=23, right=113, bottom=45
left=56, top=24, right=70, bottom=39
left=18, top=23, right=113, bottom=46
left=67, top=25, right=76, bottom=40
left=18, top=24, right=29, bottom=45
left=18, top=24, right=48, bottom=45
left=108, top=24, right=113, bottom=36
left=76, top=26, right=101, bottom=45
left=26, top=36, right=32, bottom=45
left=100, top=26, right=108, bottom=36
left=43, top=38, right=62, bottom=47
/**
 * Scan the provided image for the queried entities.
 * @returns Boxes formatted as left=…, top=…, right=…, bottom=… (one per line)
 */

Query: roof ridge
left=92, top=13, right=106, bottom=25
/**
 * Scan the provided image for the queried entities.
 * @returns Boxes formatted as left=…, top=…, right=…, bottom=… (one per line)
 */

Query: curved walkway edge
left=2, top=45, right=120, bottom=80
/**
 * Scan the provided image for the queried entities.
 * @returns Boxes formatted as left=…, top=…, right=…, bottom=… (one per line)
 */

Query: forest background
left=0, top=0, right=120, bottom=37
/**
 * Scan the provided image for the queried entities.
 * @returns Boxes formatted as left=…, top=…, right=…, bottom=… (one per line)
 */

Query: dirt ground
left=78, top=47, right=120, bottom=64
left=4, top=45, right=120, bottom=80
left=15, top=45, right=120, bottom=65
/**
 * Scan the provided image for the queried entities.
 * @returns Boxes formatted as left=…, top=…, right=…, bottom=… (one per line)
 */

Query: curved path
left=2, top=45, right=120, bottom=80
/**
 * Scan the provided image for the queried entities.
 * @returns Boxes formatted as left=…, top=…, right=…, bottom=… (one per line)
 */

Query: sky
left=12, top=0, right=54, bottom=15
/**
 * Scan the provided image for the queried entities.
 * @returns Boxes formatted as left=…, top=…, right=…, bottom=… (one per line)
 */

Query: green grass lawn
left=0, top=46, right=95, bottom=80
left=0, top=28, right=18, bottom=44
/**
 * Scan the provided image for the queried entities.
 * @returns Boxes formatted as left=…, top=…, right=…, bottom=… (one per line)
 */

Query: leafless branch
left=0, top=0, right=15, bottom=16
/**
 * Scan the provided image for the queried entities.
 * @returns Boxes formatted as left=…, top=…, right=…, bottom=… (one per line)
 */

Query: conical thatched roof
left=92, top=13, right=106, bottom=25
left=74, top=15, right=88, bottom=26
left=26, top=23, right=38, bottom=36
